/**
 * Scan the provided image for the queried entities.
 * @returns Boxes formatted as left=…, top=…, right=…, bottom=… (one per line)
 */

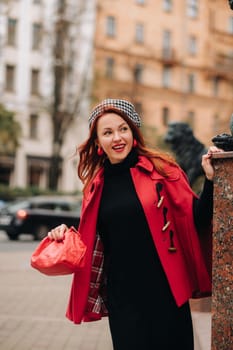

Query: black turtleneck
left=98, top=149, right=170, bottom=306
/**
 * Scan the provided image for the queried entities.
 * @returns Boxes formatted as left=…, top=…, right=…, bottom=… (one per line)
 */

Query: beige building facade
left=92, top=0, right=233, bottom=146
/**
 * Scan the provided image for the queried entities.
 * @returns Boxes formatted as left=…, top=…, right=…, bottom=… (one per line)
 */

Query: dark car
left=0, top=196, right=82, bottom=240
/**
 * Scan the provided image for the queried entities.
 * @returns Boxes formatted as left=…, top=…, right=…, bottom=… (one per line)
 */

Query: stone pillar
left=212, top=152, right=233, bottom=350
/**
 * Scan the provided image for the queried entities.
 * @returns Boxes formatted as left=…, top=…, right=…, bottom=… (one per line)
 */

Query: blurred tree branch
left=0, top=104, right=21, bottom=155
left=49, top=0, right=93, bottom=190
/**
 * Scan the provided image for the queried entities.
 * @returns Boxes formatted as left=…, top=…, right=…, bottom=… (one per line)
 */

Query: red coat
left=66, top=156, right=212, bottom=324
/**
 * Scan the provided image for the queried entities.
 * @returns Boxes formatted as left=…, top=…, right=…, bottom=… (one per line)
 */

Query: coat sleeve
left=193, top=178, right=213, bottom=232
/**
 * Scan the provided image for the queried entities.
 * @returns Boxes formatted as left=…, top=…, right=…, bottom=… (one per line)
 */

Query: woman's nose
left=113, top=131, right=121, bottom=141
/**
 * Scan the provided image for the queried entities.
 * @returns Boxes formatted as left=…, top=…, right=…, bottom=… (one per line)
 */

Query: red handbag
left=30, top=226, right=87, bottom=276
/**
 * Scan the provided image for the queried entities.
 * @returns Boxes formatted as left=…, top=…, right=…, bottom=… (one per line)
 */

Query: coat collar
left=136, top=156, right=154, bottom=173
left=136, top=156, right=181, bottom=181
left=87, top=155, right=181, bottom=195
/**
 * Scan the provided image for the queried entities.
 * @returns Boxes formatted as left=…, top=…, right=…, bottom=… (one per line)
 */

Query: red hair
left=77, top=110, right=178, bottom=190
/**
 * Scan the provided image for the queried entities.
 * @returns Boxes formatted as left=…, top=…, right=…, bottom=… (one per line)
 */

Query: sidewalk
left=192, top=310, right=211, bottom=350
left=0, top=234, right=211, bottom=350
left=191, top=297, right=212, bottom=350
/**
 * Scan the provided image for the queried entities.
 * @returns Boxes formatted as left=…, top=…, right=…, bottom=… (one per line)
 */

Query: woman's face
left=96, top=112, right=134, bottom=164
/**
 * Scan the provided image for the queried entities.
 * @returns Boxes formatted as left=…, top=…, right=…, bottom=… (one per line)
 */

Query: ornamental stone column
left=211, top=151, right=233, bottom=350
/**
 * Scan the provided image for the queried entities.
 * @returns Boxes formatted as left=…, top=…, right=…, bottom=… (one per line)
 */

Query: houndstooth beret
left=89, top=99, right=141, bottom=128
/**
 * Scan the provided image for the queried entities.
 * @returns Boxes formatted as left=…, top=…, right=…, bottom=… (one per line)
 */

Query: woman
left=48, top=99, right=220, bottom=350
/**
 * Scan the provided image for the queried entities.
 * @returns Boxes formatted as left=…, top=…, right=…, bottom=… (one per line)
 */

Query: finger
left=202, top=154, right=211, bottom=161
left=47, top=231, right=54, bottom=240
left=60, top=224, right=68, bottom=233
left=48, top=229, right=58, bottom=240
left=54, top=226, right=65, bottom=240
left=48, top=224, right=67, bottom=240
left=208, top=146, right=224, bottom=154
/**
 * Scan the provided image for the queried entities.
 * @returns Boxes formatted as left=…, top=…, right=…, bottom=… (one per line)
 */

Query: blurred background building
left=0, top=0, right=96, bottom=192
left=0, top=0, right=233, bottom=192
left=93, top=0, right=233, bottom=143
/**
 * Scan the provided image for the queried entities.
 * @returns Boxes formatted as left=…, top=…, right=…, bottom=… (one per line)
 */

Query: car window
left=34, top=203, right=55, bottom=210
left=34, top=202, right=78, bottom=211
left=54, top=203, right=70, bottom=211
left=1, top=198, right=82, bottom=214
left=71, top=201, right=82, bottom=213
left=4, top=200, right=30, bottom=213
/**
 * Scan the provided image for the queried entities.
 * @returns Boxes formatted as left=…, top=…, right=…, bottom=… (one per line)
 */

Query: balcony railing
left=161, top=47, right=178, bottom=65
left=205, top=53, right=233, bottom=80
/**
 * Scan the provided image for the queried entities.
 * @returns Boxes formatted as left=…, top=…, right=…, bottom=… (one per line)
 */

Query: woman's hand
left=48, top=224, right=68, bottom=241
left=201, top=146, right=223, bottom=181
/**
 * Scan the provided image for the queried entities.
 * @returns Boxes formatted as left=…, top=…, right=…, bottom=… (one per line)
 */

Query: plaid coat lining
left=85, top=233, right=108, bottom=316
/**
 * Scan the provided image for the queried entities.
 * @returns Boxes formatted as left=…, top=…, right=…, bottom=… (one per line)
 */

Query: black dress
left=97, top=150, right=212, bottom=350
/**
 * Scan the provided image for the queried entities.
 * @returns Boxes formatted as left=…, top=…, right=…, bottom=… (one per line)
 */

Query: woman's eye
left=104, top=130, right=112, bottom=135
left=121, top=127, right=128, bottom=132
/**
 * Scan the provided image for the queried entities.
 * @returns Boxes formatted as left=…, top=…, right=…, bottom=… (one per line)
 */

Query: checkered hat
left=89, top=99, right=141, bottom=128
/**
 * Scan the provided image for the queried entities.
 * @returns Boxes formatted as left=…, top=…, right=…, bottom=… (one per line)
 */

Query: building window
left=106, top=16, right=116, bottom=37
left=28, top=165, right=41, bottom=187
left=162, top=107, right=170, bottom=126
left=31, top=69, right=40, bottom=95
left=213, top=114, right=219, bottom=134
left=0, top=165, right=11, bottom=185
left=57, top=0, right=65, bottom=11
left=163, top=0, right=172, bottom=12
left=188, top=35, right=197, bottom=55
left=29, top=114, right=38, bottom=139
left=187, top=110, right=195, bottom=127
left=5, top=64, right=15, bottom=92
left=32, top=23, right=42, bottom=50
left=187, top=73, right=195, bottom=93
left=162, top=29, right=172, bottom=58
left=134, top=102, right=143, bottom=116
left=133, top=63, right=143, bottom=83
left=213, top=76, right=220, bottom=96
left=229, top=17, right=233, bottom=34
left=7, top=18, right=17, bottom=46
left=187, top=0, right=198, bottom=18
left=135, top=23, right=144, bottom=43
left=162, top=65, right=171, bottom=88
left=163, top=30, right=171, bottom=48
left=105, top=57, right=115, bottom=78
